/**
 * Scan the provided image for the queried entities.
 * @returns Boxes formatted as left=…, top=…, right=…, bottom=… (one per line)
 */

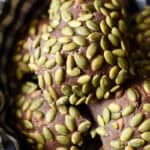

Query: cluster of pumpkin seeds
left=26, top=0, right=131, bottom=105
left=13, top=81, right=91, bottom=150
left=89, top=79, right=150, bottom=150
left=135, top=6, right=150, bottom=50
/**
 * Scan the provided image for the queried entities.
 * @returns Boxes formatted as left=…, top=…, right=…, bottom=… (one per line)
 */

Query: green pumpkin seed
left=23, top=120, right=33, bottom=129
left=104, top=51, right=116, bottom=65
left=100, top=20, right=109, bottom=34
left=100, top=8, right=109, bottom=16
left=96, top=127, right=108, bottom=137
left=58, top=37, right=71, bottom=44
left=87, top=32, right=101, bottom=41
left=69, top=94, right=78, bottom=105
left=67, top=68, right=81, bottom=77
left=108, top=103, right=121, bottom=113
left=111, top=112, right=121, bottom=120
left=144, top=145, right=150, bottom=150
left=122, top=105, right=135, bottom=116
left=55, top=68, right=64, bottom=84
left=86, top=42, right=98, bottom=59
left=138, top=119, right=150, bottom=132
left=130, top=113, right=144, bottom=127
left=46, top=38, right=57, bottom=47
left=121, top=40, right=127, bottom=51
left=102, top=108, right=110, bottom=124
left=69, top=106, right=80, bottom=119
left=78, top=13, right=93, bottom=21
left=97, top=115, right=105, bottom=127
left=72, top=85, right=83, bottom=97
left=55, top=124, right=68, bottom=135
left=58, top=105, right=68, bottom=114
left=37, top=56, right=47, bottom=65
left=56, top=96, right=68, bottom=106
left=42, top=127, right=53, bottom=141
left=44, top=59, right=56, bottom=69
left=100, top=75, right=112, bottom=91
left=45, top=108, right=56, bottom=123
left=75, top=26, right=89, bottom=36
left=104, top=2, right=117, bottom=10
left=75, top=97, right=86, bottom=105
left=82, top=83, right=91, bottom=94
left=78, top=120, right=91, bottom=133
left=120, top=128, right=133, bottom=142
left=30, top=99, right=43, bottom=111
left=117, top=57, right=128, bottom=70
left=61, top=85, right=72, bottom=96
left=62, top=26, right=73, bottom=36
left=34, top=47, right=40, bottom=59
left=126, top=88, right=137, bottom=102
left=111, top=27, right=121, bottom=38
left=74, top=53, right=88, bottom=69
left=110, top=140, right=123, bottom=150
left=56, top=135, right=70, bottom=145
left=141, top=132, right=150, bottom=142
left=94, top=0, right=104, bottom=11
left=143, top=103, right=150, bottom=112
left=128, top=138, right=145, bottom=148
left=56, top=147, right=68, bottom=150
left=16, top=110, right=22, bottom=118
left=22, top=101, right=31, bottom=111
left=104, top=91, right=110, bottom=99
left=65, top=115, right=75, bottom=132
left=109, top=66, right=119, bottom=79
left=143, top=80, right=150, bottom=93
left=61, top=10, right=72, bottom=22
left=112, top=49, right=127, bottom=57
left=73, top=36, right=87, bottom=46
left=31, top=132, right=45, bottom=144
left=44, top=71, right=52, bottom=85
left=32, top=36, right=40, bottom=48
left=60, top=0, right=73, bottom=10
left=56, top=52, right=64, bottom=66
left=86, top=20, right=99, bottom=31
left=106, top=16, right=113, bottom=28
left=96, top=87, right=104, bottom=99
left=112, top=0, right=121, bottom=7
left=91, top=55, right=104, bottom=71
left=68, top=20, right=81, bottom=28
left=115, top=69, right=128, bottom=85
left=92, top=74, right=100, bottom=87
left=51, top=43, right=62, bottom=54
left=49, top=86, right=58, bottom=100
left=33, top=111, right=44, bottom=120
left=100, top=35, right=110, bottom=50
left=108, top=34, right=119, bottom=47
left=78, top=75, right=91, bottom=84
left=110, top=11, right=119, bottom=19
left=118, top=20, right=127, bottom=33
left=71, top=131, right=81, bottom=144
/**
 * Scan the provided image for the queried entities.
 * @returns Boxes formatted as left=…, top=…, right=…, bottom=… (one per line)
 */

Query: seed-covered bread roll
left=12, top=82, right=92, bottom=150
left=89, top=79, right=150, bottom=150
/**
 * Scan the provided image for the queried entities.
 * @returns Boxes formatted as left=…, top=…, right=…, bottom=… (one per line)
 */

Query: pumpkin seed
left=78, top=120, right=91, bottom=133
left=100, top=8, right=109, bottom=16
left=110, top=11, right=119, bottom=19
left=96, top=87, right=104, bottom=99
left=49, top=86, right=58, bottom=100
left=106, top=16, right=113, bottom=28
left=69, top=94, right=78, bottom=105
left=108, top=34, right=119, bottom=47
left=102, top=108, right=110, bottom=124
left=111, top=112, right=121, bottom=120
left=122, top=105, right=135, bottom=116
left=115, top=69, right=128, bottom=85
left=110, top=140, right=123, bottom=150
left=118, top=20, right=127, bottom=33
left=125, top=146, right=134, bottom=150
left=51, top=43, right=62, bottom=54
left=55, top=68, right=64, bottom=84
left=61, top=10, right=72, bottom=22
left=75, top=26, right=89, bottom=36
left=56, top=52, right=64, bottom=66
left=73, top=36, right=87, bottom=46
left=75, top=97, right=86, bottom=106
left=100, top=20, right=109, bottom=34
left=82, top=83, right=91, bottom=94
left=38, top=75, right=44, bottom=89
left=22, top=101, right=31, bottom=111
left=78, top=75, right=91, bottom=84
left=129, top=113, right=144, bottom=127
left=78, top=13, right=93, bottom=21
left=87, top=32, right=101, bottom=41
left=143, top=80, right=150, bottom=93
left=56, top=96, right=68, bottom=106
left=33, top=111, right=44, bottom=120
left=94, top=0, right=104, bottom=11
left=71, top=131, right=81, bottom=144
left=23, top=120, right=33, bottom=129
left=74, top=53, right=88, bottom=69
left=111, top=27, right=121, bottom=38
left=91, top=55, right=104, bottom=71
left=56, top=147, right=68, bottom=150
left=65, top=115, right=75, bottom=132
left=112, top=0, right=120, bottom=7
left=56, top=135, right=70, bottom=145
left=58, top=105, right=68, bottom=114
left=109, top=66, right=119, bottom=79
left=44, top=71, right=52, bottom=85
left=68, top=20, right=81, bottom=28
left=96, top=127, right=108, bottom=137
left=62, top=26, right=73, bottom=36
left=72, top=85, right=83, bottom=97
left=46, top=38, right=57, bottom=47
left=67, top=68, right=81, bottom=77
left=128, top=138, right=145, bottom=148
left=141, top=132, right=150, bottom=142
left=126, top=88, right=137, bottom=102
left=144, top=144, right=150, bottom=150
left=86, top=20, right=99, bottom=31
left=112, top=49, right=127, bottom=57
left=37, top=56, right=47, bottom=65
left=104, top=51, right=116, bottom=65
left=100, top=35, right=110, bottom=50
left=69, top=106, right=80, bottom=119
left=92, top=74, right=100, bottom=87
left=108, top=103, right=121, bottom=113
left=30, top=99, right=43, bottom=111
left=118, top=57, right=128, bottom=70
left=44, top=59, right=56, bottom=69
left=120, top=128, right=133, bottom=142
left=138, top=119, right=150, bottom=132
left=143, top=103, right=150, bottom=112
left=34, top=47, right=40, bottom=59
left=31, top=132, right=45, bottom=144
left=42, top=127, right=53, bottom=141
left=61, top=85, right=72, bottom=96
left=86, top=42, right=98, bottom=59
left=58, top=37, right=71, bottom=44
left=55, top=124, right=68, bottom=135
left=97, top=115, right=105, bottom=127
left=60, top=0, right=73, bottom=10
left=45, top=108, right=56, bottom=123
left=100, top=75, right=112, bottom=91
left=104, top=2, right=117, bottom=10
